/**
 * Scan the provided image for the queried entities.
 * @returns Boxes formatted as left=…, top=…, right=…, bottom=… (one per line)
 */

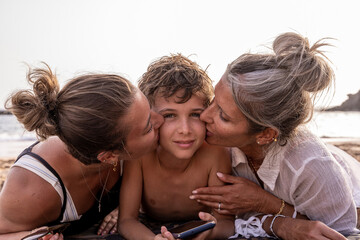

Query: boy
left=118, top=54, right=234, bottom=239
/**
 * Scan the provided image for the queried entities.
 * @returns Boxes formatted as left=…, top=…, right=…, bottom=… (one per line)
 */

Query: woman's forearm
left=0, top=230, right=31, bottom=240
left=264, top=216, right=347, bottom=240
left=259, top=193, right=307, bottom=219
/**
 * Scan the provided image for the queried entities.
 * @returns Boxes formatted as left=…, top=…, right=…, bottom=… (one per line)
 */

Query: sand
left=0, top=158, right=14, bottom=190
left=1, top=139, right=360, bottom=191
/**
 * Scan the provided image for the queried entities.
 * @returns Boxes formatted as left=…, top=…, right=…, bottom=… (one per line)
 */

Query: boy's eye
left=190, top=112, right=201, bottom=118
left=163, top=113, right=175, bottom=119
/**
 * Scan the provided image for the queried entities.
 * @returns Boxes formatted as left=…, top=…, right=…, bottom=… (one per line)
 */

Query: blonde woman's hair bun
left=6, top=63, right=60, bottom=139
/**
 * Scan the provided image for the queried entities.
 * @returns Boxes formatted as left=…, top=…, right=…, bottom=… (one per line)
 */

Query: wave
left=1, top=111, right=360, bottom=141
left=0, top=132, right=37, bottom=142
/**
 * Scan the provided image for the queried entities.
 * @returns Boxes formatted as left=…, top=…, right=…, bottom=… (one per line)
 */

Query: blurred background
left=1, top=0, right=360, bottom=159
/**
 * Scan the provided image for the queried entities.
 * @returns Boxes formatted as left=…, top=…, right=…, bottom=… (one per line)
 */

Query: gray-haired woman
left=190, top=32, right=360, bottom=239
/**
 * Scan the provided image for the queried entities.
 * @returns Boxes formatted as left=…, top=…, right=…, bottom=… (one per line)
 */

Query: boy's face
left=152, top=90, right=206, bottom=160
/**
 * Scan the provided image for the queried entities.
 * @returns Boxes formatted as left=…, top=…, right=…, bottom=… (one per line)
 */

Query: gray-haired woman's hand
left=190, top=172, right=277, bottom=216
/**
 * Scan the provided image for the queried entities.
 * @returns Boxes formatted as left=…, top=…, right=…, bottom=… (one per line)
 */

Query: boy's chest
left=141, top=169, right=210, bottom=221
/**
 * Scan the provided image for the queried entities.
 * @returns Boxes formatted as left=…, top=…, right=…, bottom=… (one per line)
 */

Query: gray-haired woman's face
left=200, top=75, right=256, bottom=150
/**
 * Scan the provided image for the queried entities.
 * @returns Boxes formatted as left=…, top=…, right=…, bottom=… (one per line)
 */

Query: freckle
left=150, top=199, right=156, bottom=205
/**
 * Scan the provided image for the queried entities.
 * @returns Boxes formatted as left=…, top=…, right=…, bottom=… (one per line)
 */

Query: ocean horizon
left=1, top=111, right=360, bottom=159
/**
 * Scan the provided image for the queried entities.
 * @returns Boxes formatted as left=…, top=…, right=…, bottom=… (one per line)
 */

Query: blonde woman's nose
left=151, top=110, right=164, bottom=129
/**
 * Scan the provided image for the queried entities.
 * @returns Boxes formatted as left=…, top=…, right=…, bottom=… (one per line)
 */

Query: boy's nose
left=177, top=119, right=191, bottom=134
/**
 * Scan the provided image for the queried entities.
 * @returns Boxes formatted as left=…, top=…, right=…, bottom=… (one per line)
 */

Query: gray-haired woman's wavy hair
left=225, top=32, right=335, bottom=145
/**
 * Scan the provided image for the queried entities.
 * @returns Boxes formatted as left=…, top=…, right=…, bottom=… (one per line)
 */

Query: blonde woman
left=0, top=65, right=163, bottom=240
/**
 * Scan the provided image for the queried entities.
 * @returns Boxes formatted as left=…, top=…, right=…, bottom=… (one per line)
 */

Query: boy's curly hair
left=138, top=53, right=213, bottom=107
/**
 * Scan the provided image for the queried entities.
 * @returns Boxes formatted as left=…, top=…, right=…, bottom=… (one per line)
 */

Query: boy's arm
left=207, top=147, right=235, bottom=239
left=118, top=158, right=156, bottom=240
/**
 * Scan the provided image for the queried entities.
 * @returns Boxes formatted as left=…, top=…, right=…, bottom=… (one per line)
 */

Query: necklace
left=247, top=156, right=264, bottom=189
left=80, top=166, right=111, bottom=212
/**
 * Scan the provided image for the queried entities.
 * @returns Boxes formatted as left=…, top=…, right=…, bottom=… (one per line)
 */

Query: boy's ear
left=255, top=128, right=278, bottom=145
left=97, top=151, right=119, bottom=163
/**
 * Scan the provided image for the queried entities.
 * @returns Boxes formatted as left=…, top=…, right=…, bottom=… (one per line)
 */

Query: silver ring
left=218, top=202, right=221, bottom=211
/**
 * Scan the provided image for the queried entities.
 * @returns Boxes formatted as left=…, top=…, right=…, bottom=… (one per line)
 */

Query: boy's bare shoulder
left=196, top=142, right=231, bottom=163
left=135, top=150, right=158, bottom=166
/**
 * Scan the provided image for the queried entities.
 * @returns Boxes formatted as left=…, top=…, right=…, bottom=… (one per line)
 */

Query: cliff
left=327, top=90, right=360, bottom=111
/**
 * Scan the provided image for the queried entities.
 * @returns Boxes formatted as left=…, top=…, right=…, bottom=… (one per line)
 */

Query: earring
left=112, top=160, right=118, bottom=172
left=273, top=138, right=278, bottom=142
left=256, top=141, right=260, bottom=145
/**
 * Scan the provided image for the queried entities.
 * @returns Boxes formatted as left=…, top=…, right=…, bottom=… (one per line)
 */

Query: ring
left=218, top=202, right=221, bottom=211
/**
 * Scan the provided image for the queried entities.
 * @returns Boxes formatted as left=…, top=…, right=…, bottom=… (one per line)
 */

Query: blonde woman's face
left=121, top=91, right=164, bottom=160
left=200, top=75, right=256, bottom=150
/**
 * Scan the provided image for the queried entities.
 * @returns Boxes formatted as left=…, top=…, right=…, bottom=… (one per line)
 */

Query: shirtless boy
left=118, top=54, right=234, bottom=240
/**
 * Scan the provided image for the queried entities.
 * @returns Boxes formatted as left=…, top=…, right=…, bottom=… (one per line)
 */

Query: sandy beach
left=325, top=139, right=360, bottom=162
left=1, top=138, right=360, bottom=191
left=0, top=140, right=37, bottom=190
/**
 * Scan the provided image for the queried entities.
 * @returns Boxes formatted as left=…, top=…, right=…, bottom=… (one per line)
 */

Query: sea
left=0, top=111, right=360, bottom=159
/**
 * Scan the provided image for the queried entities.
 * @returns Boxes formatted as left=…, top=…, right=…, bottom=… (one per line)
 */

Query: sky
left=1, top=0, right=360, bottom=110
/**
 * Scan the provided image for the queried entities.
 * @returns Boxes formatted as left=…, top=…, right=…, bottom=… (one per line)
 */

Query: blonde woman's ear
left=97, top=151, right=119, bottom=163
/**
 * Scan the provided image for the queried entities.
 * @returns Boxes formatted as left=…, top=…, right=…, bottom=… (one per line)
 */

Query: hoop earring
left=112, top=160, right=118, bottom=172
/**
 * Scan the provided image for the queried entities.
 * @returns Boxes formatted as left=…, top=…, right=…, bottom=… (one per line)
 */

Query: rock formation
left=327, top=90, right=360, bottom=111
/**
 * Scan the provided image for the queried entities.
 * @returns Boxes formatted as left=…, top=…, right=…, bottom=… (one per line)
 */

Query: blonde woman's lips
left=155, top=130, right=159, bottom=142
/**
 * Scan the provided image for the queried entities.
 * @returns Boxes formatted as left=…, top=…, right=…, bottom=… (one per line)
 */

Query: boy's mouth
left=174, top=140, right=195, bottom=148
